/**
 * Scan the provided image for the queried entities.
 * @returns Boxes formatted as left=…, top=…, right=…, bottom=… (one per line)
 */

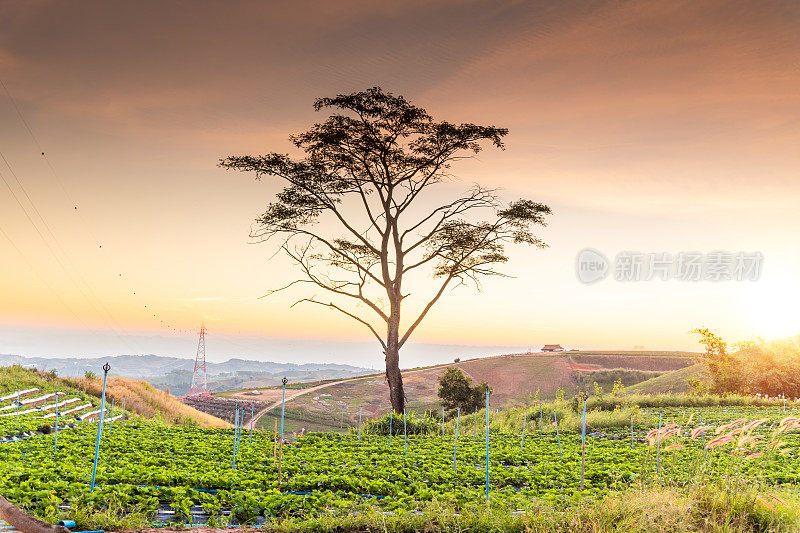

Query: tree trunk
left=385, top=315, right=405, bottom=413
left=0, top=495, right=70, bottom=533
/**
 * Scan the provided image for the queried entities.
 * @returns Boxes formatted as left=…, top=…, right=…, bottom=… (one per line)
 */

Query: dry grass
left=65, top=376, right=230, bottom=428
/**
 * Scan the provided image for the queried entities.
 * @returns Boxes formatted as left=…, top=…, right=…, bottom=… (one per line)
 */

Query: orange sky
left=0, top=1, right=798, bottom=365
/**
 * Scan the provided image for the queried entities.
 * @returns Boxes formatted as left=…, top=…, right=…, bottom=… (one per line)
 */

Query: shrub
left=362, top=411, right=437, bottom=435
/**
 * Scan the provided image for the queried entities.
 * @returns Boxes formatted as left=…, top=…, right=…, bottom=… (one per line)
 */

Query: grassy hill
left=65, top=375, right=229, bottom=428
left=219, top=350, right=697, bottom=434
left=625, top=364, right=705, bottom=395
left=0, top=365, right=229, bottom=433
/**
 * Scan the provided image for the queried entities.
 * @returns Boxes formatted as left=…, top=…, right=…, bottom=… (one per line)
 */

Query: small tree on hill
left=692, top=327, right=743, bottom=393
left=437, top=367, right=490, bottom=418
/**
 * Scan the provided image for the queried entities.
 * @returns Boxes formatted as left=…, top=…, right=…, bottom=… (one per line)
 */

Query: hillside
left=625, top=364, right=705, bottom=395
left=0, top=365, right=229, bottom=434
left=218, top=350, right=697, bottom=433
left=0, top=353, right=371, bottom=388
left=65, top=375, right=230, bottom=428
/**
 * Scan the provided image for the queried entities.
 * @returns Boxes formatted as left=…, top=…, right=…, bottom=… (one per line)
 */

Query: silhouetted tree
left=221, top=87, right=551, bottom=412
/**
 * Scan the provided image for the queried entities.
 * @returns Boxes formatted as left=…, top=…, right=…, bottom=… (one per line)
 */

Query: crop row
left=0, top=406, right=799, bottom=525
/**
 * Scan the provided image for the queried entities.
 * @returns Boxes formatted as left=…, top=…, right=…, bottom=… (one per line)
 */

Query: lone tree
left=438, top=367, right=491, bottom=419
left=221, top=87, right=551, bottom=412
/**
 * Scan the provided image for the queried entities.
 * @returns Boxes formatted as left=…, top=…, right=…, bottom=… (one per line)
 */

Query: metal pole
left=700, top=412, right=706, bottom=459
left=232, top=404, right=239, bottom=470
left=53, top=389, right=58, bottom=455
left=485, top=391, right=490, bottom=501
left=554, top=411, right=562, bottom=458
left=238, top=409, right=244, bottom=449
left=580, top=395, right=586, bottom=491
left=453, top=407, right=460, bottom=472
left=90, top=363, right=110, bottom=492
left=631, top=413, right=634, bottom=448
left=403, top=408, right=408, bottom=463
left=250, top=403, right=254, bottom=445
left=278, top=377, right=287, bottom=488
left=474, top=408, right=477, bottom=441
left=656, top=411, right=662, bottom=475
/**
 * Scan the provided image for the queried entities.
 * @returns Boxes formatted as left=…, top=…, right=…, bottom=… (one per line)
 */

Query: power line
left=0, top=77, right=193, bottom=341
left=0, top=223, right=98, bottom=332
left=0, top=154, right=132, bottom=341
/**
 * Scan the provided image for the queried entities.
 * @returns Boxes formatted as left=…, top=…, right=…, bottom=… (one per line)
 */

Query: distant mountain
left=0, top=353, right=372, bottom=380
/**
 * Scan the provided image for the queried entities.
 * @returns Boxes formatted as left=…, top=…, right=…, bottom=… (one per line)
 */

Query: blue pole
left=580, top=396, right=586, bottom=491
left=235, top=402, right=241, bottom=451
left=631, top=413, right=634, bottom=448
left=700, top=412, right=706, bottom=459
left=453, top=407, right=460, bottom=472
left=250, top=403, right=254, bottom=446
left=554, top=411, right=562, bottom=458
left=389, top=410, right=393, bottom=447
left=53, top=389, right=59, bottom=455
left=473, top=408, right=477, bottom=441
left=403, top=408, right=408, bottom=463
left=238, top=409, right=244, bottom=450
left=485, top=391, right=490, bottom=501
left=358, top=407, right=362, bottom=443
left=280, top=379, right=286, bottom=447
left=90, top=363, right=110, bottom=492
left=232, top=405, right=239, bottom=470
left=521, top=410, right=527, bottom=451
left=656, top=411, right=662, bottom=475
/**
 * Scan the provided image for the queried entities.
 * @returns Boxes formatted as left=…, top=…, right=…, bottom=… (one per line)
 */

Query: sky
left=0, top=0, right=798, bottom=368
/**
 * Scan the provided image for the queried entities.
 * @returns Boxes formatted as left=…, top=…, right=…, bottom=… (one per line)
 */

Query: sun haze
left=0, top=1, right=798, bottom=365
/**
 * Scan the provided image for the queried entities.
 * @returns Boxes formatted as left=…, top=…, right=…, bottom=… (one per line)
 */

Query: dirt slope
left=220, top=350, right=695, bottom=433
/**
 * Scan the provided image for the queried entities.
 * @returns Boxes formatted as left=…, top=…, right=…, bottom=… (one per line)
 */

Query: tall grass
left=269, top=484, right=800, bottom=532
left=445, top=392, right=794, bottom=436
left=64, top=376, right=230, bottom=428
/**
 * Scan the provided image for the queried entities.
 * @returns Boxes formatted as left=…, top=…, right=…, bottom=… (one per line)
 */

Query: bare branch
left=292, top=297, right=387, bottom=350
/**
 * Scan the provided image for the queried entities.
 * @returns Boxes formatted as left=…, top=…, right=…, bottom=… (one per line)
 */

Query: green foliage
left=437, top=367, right=490, bottom=418
left=693, top=329, right=800, bottom=397
left=2, top=397, right=800, bottom=530
left=362, top=411, right=437, bottom=436
left=693, top=327, right=743, bottom=393
left=84, top=370, right=97, bottom=380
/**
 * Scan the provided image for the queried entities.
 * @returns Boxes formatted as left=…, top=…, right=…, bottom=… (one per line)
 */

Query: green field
left=2, top=398, right=800, bottom=530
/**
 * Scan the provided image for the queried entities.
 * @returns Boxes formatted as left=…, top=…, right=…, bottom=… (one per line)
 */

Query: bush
left=363, top=411, right=437, bottom=436
left=437, top=367, right=491, bottom=419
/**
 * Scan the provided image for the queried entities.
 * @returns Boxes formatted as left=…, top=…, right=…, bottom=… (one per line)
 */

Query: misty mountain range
left=0, top=353, right=372, bottom=380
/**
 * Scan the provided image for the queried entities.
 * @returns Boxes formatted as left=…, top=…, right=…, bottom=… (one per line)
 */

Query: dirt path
left=247, top=375, right=368, bottom=427
left=246, top=360, right=474, bottom=427
left=239, top=351, right=556, bottom=428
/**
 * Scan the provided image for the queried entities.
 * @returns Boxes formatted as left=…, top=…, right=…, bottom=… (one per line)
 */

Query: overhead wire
left=0, top=77, right=193, bottom=344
